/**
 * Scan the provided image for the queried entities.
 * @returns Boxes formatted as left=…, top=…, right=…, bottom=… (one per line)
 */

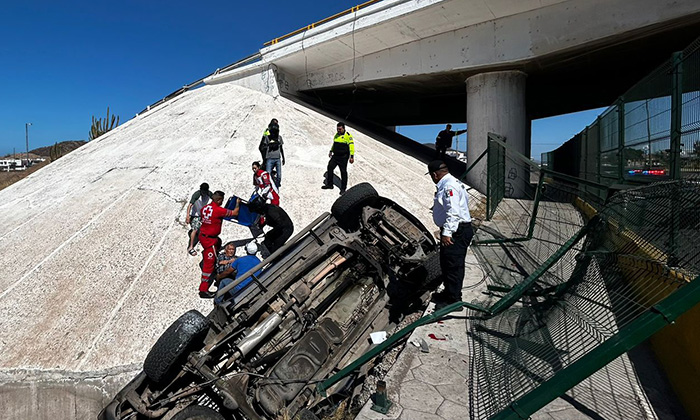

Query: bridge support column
left=466, top=71, right=528, bottom=197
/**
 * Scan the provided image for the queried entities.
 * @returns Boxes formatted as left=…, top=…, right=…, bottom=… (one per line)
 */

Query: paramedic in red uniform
left=252, top=161, right=280, bottom=206
left=198, top=191, right=240, bottom=298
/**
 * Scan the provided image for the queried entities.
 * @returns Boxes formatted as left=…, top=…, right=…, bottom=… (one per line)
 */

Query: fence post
left=617, top=99, right=625, bottom=183
left=595, top=117, right=601, bottom=186
left=670, top=51, right=684, bottom=180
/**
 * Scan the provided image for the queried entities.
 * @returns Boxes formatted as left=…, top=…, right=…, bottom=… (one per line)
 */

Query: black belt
left=455, top=222, right=472, bottom=234
left=201, top=233, right=219, bottom=239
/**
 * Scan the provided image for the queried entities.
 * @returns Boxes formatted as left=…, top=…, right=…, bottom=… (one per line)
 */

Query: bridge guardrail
left=135, top=52, right=262, bottom=117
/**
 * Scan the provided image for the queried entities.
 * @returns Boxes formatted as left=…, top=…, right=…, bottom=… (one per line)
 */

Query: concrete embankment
left=0, top=366, right=138, bottom=419
left=0, top=81, right=438, bottom=418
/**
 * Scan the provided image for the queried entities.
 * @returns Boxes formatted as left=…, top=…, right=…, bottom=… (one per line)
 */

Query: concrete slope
left=0, top=82, right=437, bottom=373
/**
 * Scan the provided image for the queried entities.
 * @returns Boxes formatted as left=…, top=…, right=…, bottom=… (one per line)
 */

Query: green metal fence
left=319, top=135, right=700, bottom=420
left=470, top=135, right=608, bottom=292
left=543, top=36, right=700, bottom=184
left=468, top=180, right=700, bottom=420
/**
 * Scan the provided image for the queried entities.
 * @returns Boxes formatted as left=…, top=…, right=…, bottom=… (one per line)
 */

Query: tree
left=89, top=107, right=120, bottom=141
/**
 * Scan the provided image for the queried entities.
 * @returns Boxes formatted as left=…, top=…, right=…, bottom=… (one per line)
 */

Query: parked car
left=99, top=183, right=440, bottom=420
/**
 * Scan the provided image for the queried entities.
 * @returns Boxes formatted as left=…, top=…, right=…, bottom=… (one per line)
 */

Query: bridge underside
left=295, top=20, right=700, bottom=126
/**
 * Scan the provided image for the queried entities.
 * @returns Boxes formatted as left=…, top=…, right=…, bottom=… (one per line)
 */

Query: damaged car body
left=99, top=183, right=440, bottom=420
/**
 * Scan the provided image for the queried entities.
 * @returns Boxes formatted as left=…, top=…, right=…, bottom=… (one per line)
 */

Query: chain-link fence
left=468, top=135, right=608, bottom=292
left=467, top=179, right=700, bottom=420
left=543, top=36, right=700, bottom=184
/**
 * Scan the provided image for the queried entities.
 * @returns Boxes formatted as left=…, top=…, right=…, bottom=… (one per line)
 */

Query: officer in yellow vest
left=322, top=122, right=355, bottom=195
left=259, top=118, right=278, bottom=163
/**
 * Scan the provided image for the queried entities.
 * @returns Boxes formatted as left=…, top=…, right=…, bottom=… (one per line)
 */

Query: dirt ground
left=0, top=161, right=50, bottom=191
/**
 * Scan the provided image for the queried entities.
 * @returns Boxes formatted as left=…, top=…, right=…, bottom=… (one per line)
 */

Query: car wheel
left=171, top=405, right=225, bottom=420
left=423, top=251, right=442, bottom=285
left=331, top=182, right=378, bottom=228
left=296, top=409, right=321, bottom=420
left=143, top=310, right=209, bottom=383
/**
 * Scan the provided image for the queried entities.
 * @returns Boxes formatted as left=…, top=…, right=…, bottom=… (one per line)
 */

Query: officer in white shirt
left=427, top=160, right=474, bottom=309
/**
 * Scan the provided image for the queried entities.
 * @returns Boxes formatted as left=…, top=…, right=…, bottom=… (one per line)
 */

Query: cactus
left=49, top=142, right=63, bottom=161
left=89, top=107, right=120, bottom=141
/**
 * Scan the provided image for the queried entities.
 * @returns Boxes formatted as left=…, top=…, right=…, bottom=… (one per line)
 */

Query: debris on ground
left=349, top=310, right=424, bottom=415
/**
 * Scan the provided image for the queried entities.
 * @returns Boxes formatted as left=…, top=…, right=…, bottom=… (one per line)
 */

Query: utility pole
left=25, top=122, right=32, bottom=167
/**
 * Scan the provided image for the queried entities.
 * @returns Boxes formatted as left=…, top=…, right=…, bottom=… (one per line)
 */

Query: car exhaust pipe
left=235, top=312, right=284, bottom=358
left=307, top=254, right=347, bottom=287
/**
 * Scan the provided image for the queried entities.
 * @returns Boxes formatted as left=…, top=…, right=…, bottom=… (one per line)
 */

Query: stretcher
left=223, top=194, right=260, bottom=227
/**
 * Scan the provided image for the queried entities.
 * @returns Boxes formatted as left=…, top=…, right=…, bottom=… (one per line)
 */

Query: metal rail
left=215, top=212, right=331, bottom=298
left=492, top=274, right=700, bottom=420
left=135, top=52, right=262, bottom=117
left=263, top=0, right=383, bottom=46
left=316, top=222, right=591, bottom=395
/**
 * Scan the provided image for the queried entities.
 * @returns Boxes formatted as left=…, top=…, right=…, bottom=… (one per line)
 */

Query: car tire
left=171, top=405, right=225, bottom=420
left=424, top=251, right=442, bottom=285
left=331, top=182, right=379, bottom=228
left=143, top=310, right=209, bottom=383
left=297, top=409, right=321, bottom=420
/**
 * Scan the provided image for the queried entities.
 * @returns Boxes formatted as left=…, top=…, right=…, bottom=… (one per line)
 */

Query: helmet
left=245, top=242, right=258, bottom=255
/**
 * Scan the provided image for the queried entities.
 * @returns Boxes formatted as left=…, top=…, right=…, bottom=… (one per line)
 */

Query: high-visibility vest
left=331, top=132, right=354, bottom=156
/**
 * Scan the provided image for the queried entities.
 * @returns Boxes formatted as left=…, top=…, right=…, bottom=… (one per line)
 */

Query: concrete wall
left=204, top=63, right=282, bottom=96
left=259, top=0, right=700, bottom=90
left=0, top=367, right=137, bottom=420
left=649, top=301, right=700, bottom=419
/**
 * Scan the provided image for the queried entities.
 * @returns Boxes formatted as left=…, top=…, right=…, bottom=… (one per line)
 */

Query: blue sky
left=0, top=0, right=603, bottom=159
left=398, top=107, right=605, bottom=161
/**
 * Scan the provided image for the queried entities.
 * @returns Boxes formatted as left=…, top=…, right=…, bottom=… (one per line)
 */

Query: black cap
left=426, top=160, right=447, bottom=175
left=200, top=182, right=209, bottom=191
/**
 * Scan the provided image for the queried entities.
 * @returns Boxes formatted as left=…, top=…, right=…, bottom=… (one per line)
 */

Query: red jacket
left=199, top=201, right=229, bottom=237
left=254, top=169, right=280, bottom=205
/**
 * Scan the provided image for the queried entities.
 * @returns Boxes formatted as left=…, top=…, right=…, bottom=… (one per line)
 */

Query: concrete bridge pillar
left=466, top=71, right=528, bottom=196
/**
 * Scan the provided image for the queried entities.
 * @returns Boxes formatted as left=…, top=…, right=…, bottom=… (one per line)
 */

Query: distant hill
left=30, top=140, right=86, bottom=157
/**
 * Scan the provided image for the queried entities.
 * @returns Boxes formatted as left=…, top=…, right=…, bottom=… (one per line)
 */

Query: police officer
left=322, top=122, right=355, bottom=195
left=435, top=124, right=467, bottom=159
left=259, top=118, right=279, bottom=164
left=427, top=160, right=473, bottom=309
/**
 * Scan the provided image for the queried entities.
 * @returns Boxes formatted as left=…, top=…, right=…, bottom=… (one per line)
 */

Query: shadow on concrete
left=627, top=341, right=691, bottom=420
left=281, top=92, right=467, bottom=179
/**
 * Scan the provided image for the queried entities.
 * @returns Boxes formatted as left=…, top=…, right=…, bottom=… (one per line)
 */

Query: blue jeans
left=266, top=158, right=282, bottom=187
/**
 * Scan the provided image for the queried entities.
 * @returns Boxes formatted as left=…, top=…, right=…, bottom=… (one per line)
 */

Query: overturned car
left=99, top=183, right=440, bottom=420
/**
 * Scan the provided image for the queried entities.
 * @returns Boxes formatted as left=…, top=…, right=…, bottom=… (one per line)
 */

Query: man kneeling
left=215, top=241, right=262, bottom=305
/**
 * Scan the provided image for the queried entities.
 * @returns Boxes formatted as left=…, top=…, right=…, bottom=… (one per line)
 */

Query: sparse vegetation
left=0, top=141, right=85, bottom=191
left=30, top=141, right=85, bottom=157
left=49, top=142, right=62, bottom=161
left=89, top=107, right=120, bottom=141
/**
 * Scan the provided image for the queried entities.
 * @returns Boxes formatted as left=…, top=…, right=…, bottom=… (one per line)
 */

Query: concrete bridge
left=204, top=0, right=700, bottom=190
left=2, top=2, right=700, bottom=419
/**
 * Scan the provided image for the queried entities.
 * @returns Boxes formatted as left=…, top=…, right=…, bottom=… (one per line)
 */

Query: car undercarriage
left=99, top=183, right=440, bottom=420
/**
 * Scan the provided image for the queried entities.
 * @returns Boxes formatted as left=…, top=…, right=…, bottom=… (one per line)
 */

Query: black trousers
left=439, top=223, right=474, bottom=302
left=436, top=143, right=448, bottom=159
left=325, top=154, right=349, bottom=191
left=263, top=225, right=294, bottom=254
